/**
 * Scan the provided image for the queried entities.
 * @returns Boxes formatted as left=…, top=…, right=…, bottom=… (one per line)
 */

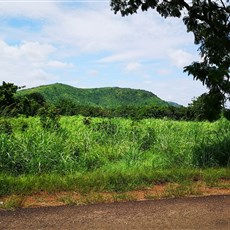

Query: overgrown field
left=0, top=116, right=230, bottom=196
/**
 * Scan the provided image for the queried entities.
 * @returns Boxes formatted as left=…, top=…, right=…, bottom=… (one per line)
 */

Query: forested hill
left=17, top=83, right=170, bottom=108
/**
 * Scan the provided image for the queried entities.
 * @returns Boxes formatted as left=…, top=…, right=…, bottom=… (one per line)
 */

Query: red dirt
left=1, top=180, right=229, bottom=209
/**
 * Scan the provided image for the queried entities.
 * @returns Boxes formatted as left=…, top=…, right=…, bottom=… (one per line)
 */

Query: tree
left=111, top=0, right=230, bottom=111
left=0, top=81, right=19, bottom=107
left=0, top=81, right=46, bottom=117
left=0, top=81, right=21, bottom=116
left=188, top=89, right=224, bottom=121
left=17, top=92, right=46, bottom=116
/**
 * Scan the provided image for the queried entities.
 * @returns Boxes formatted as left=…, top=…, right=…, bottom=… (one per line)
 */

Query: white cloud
left=157, top=68, right=172, bottom=76
left=0, top=2, right=196, bottom=62
left=125, top=62, right=142, bottom=71
left=0, top=40, right=54, bottom=61
left=19, top=41, right=55, bottom=62
left=0, top=2, right=204, bottom=104
left=30, top=69, right=51, bottom=81
left=168, top=49, right=197, bottom=68
left=47, top=60, right=74, bottom=68
left=143, top=77, right=207, bottom=106
left=0, top=2, right=59, bottom=19
left=0, top=40, right=69, bottom=87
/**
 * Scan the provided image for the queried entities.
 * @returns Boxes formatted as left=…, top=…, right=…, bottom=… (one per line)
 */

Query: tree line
left=1, top=81, right=230, bottom=121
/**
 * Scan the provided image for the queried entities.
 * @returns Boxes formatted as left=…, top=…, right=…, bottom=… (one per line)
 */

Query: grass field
left=0, top=116, right=230, bottom=197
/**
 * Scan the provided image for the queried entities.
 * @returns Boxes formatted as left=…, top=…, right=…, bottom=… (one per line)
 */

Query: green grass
left=0, top=168, right=229, bottom=197
left=0, top=116, right=230, bottom=196
left=0, top=195, right=24, bottom=210
left=162, top=182, right=202, bottom=198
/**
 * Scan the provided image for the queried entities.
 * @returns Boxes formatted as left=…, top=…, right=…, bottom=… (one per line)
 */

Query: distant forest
left=1, top=81, right=230, bottom=121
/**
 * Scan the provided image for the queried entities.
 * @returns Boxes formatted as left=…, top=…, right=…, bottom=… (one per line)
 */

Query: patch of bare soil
left=1, top=180, right=229, bottom=209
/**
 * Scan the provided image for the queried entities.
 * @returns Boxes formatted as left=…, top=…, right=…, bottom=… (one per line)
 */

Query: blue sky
left=0, top=0, right=207, bottom=105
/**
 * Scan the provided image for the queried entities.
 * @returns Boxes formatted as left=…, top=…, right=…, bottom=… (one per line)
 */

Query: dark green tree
left=0, top=82, right=46, bottom=117
left=17, top=93, right=46, bottom=116
left=0, top=81, right=22, bottom=116
left=111, top=0, right=230, bottom=111
left=188, top=89, right=224, bottom=121
left=0, top=81, right=19, bottom=107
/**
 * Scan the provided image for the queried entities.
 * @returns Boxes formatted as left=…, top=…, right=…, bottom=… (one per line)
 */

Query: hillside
left=17, top=83, right=170, bottom=108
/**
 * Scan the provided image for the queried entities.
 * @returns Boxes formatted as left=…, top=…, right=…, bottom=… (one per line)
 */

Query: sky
left=0, top=0, right=208, bottom=106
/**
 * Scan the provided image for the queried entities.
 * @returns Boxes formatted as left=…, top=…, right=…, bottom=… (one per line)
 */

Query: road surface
left=0, top=195, right=230, bottom=230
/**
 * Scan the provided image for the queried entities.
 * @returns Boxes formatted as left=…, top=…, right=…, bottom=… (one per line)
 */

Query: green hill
left=17, top=83, right=170, bottom=108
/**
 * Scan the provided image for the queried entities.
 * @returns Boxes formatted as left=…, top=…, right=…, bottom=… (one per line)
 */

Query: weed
left=58, top=194, right=78, bottom=206
left=144, top=193, right=156, bottom=200
left=163, top=183, right=202, bottom=198
left=112, top=193, right=136, bottom=202
left=0, top=195, right=24, bottom=210
left=84, top=193, right=107, bottom=204
left=0, top=119, right=13, bottom=135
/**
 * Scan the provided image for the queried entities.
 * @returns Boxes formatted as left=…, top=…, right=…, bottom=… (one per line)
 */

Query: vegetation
left=0, top=81, right=45, bottom=117
left=1, top=81, right=230, bottom=203
left=17, top=83, right=169, bottom=108
left=1, top=81, right=226, bottom=121
left=0, top=115, right=229, bottom=197
left=111, top=0, right=230, bottom=117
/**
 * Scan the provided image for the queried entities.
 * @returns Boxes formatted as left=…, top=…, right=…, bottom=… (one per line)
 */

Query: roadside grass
left=58, top=193, right=79, bottom=206
left=0, top=116, right=230, bottom=209
left=161, top=182, right=203, bottom=198
left=1, top=116, right=230, bottom=177
left=0, top=195, right=24, bottom=210
left=0, top=168, right=229, bottom=198
left=1, top=178, right=229, bottom=210
left=112, top=193, right=137, bottom=202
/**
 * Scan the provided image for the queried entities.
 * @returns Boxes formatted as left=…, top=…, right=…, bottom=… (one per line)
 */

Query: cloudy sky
left=0, top=0, right=207, bottom=106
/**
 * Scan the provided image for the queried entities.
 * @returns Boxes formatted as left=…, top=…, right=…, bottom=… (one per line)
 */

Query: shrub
left=0, top=119, right=13, bottom=135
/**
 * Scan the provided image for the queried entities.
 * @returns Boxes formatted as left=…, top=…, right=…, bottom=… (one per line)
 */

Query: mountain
left=167, top=101, right=183, bottom=107
left=17, top=83, right=173, bottom=108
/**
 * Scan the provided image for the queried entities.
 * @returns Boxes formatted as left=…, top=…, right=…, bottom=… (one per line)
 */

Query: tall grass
left=0, top=116, right=230, bottom=176
left=0, top=116, right=230, bottom=196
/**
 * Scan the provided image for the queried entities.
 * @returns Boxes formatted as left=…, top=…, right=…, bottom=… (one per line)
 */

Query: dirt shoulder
left=0, top=195, right=230, bottom=230
left=1, top=180, right=230, bottom=209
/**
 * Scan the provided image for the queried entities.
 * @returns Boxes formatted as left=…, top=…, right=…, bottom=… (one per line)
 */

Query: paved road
left=0, top=195, right=230, bottom=230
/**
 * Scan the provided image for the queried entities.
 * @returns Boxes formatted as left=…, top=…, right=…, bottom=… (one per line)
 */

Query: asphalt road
left=0, top=195, right=230, bottom=230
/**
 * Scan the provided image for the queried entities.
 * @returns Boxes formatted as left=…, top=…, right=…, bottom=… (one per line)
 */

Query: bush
left=0, top=119, right=13, bottom=135
left=193, top=137, right=230, bottom=167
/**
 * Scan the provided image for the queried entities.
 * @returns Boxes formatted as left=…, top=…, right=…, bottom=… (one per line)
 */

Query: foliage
left=187, top=90, right=224, bottom=121
left=0, top=119, right=13, bottom=135
left=3, top=81, right=230, bottom=121
left=111, top=0, right=230, bottom=114
left=38, top=105, right=61, bottom=131
left=0, top=81, right=19, bottom=107
left=15, top=82, right=195, bottom=120
left=0, top=116, right=230, bottom=197
left=12, top=81, right=230, bottom=121
left=19, top=92, right=46, bottom=116
left=0, top=82, right=20, bottom=117
left=0, top=81, right=189, bottom=120
left=0, top=116, right=230, bottom=177
left=192, top=118, right=230, bottom=167
left=17, top=83, right=169, bottom=108
left=0, top=81, right=47, bottom=117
